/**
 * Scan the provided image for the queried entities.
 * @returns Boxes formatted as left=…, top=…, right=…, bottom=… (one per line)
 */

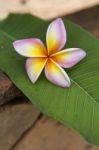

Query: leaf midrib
left=0, top=28, right=98, bottom=106
left=0, top=29, right=16, bottom=40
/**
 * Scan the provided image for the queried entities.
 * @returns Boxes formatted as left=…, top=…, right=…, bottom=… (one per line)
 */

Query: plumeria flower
left=13, top=18, right=86, bottom=88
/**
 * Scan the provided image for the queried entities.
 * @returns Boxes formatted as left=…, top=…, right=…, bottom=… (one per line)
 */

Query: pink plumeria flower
left=13, top=18, right=86, bottom=88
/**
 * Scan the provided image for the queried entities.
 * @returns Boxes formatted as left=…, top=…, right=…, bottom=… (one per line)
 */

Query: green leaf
left=0, top=14, right=99, bottom=145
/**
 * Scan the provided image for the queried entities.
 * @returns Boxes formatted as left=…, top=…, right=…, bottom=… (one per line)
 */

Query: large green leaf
left=0, top=14, right=99, bottom=145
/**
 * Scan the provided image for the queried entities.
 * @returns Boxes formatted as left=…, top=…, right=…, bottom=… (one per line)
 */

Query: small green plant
left=0, top=14, right=99, bottom=145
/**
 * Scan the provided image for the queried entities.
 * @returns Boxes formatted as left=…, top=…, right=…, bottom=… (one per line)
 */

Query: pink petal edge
left=46, top=18, right=67, bottom=55
left=52, top=48, right=86, bottom=68
left=44, top=58, right=71, bottom=88
left=13, top=38, right=47, bottom=57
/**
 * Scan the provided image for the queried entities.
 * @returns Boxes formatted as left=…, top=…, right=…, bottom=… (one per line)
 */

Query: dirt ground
left=0, top=0, right=99, bottom=19
left=13, top=116, right=99, bottom=150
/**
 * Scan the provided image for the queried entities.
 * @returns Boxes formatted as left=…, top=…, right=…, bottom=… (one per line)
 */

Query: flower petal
left=44, top=59, right=70, bottom=88
left=13, top=38, right=47, bottom=57
left=26, top=58, right=47, bottom=83
left=51, top=48, right=86, bottom=68
left=46, top=18, right=66, bottom=55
